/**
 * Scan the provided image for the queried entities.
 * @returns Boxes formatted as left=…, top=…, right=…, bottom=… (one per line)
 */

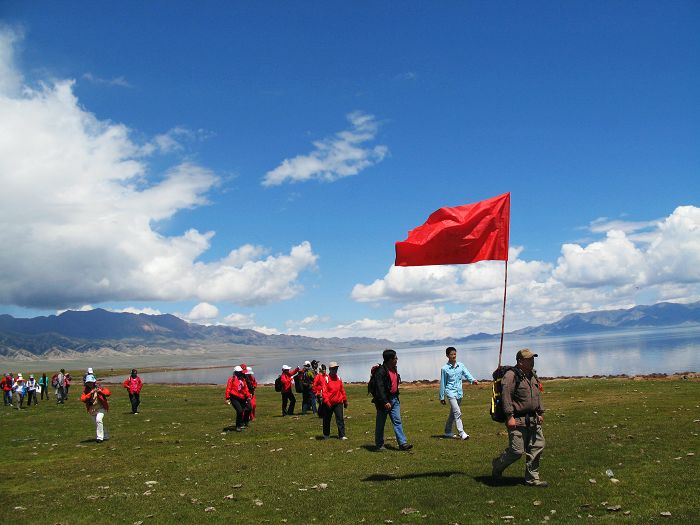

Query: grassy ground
left=1, top=377, right=698, bottom=524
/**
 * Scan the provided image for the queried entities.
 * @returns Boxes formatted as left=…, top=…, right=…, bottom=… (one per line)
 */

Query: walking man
left=279, top=365, right=301, bottom=416
left=492, top=349, right=547, bottom=487
left=439, top=346, right=478, bottom=439
left=371, top=349, right=413, bottom=451
left=122, top=369, right=143, bottom=414
left=321, top=362, right=348, bottom=440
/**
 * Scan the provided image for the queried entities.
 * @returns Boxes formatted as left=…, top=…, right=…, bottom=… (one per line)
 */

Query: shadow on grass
left=430, top=434, right=458, bottom=439
left=363, top=470, right=465, bottom=482
left=473, top=475, right=524, bottom=487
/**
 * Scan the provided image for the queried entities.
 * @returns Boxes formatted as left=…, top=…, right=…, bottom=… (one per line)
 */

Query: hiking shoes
left=525, top=480, right=549, bottom=488
left=375, top=445, right=386, bottom=451
left=340, top=436, right=348, bottom=440
left=460, top=432, right=470, bottom=440
left=491, top=458, right=503, bottom=480
left=399, top=443, right=414, bottom=451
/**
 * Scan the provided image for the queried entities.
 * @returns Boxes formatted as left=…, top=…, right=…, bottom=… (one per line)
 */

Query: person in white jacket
left=25, top=374, right=39, bottom=406
left=12, top=373, right=27, bottom=409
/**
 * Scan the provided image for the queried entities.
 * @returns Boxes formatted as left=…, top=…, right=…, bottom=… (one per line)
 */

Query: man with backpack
left=491, top=348, right=547, bottom=487
left=300, top=361, right=317, bottom=416
left=370, top=349, right=413, bottom=451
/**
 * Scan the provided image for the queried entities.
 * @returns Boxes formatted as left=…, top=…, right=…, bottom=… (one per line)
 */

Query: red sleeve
left=136, top=377, right=143, bottom=392
left=225, top=377, right=234, bottom=398
left=122, top=379, right=129, bottom=389
left=100, top=387, right=111, bottom=397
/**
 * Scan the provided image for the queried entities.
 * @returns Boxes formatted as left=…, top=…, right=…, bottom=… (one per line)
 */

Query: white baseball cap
left=282, top=365, right=291, bottom=370
left=234, top=365, right=243, bottom=372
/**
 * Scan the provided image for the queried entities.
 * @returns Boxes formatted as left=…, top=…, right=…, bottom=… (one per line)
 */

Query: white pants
left=444, top=396, right=465, bottom=435
left=91, top=408, right=108, bottom=441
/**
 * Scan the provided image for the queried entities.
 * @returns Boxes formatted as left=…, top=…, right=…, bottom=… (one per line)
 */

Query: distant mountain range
left=0, top=301, right=698, bottom=360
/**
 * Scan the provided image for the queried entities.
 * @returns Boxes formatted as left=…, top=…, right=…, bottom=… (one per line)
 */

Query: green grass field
left=1, top=377, right=698, bottom=524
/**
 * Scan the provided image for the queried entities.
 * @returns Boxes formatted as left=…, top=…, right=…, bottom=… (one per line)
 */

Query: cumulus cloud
left=0, top=29, right=317, bottom=310
left=187, top=302, right=219, bottom=321
left=345, top=207, right=700, bottom=339
left=262, top=111, right=388, bottom=186
left=221, top=312, right=278, bottom=334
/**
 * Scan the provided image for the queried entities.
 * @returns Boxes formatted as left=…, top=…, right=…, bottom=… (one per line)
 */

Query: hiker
left=12, top=373, right=26, bottom=409
left=279, top=365, right=302, bottom=416
left=321, top=362, right=348, bottom=440
left=26, top=374, right=39, bottom=406
left=2, top=373, right=13, bottom=406
left=55, top=369, right=67, bottom=404
left=439, top=346, right=479, bottom=440
left=244, top=367, right=257, bottom=421
left=80, top=373, right=111, bottom=443
left=225, top=366, right=251, bottom=431
left=312, top=364, right=328, bottom=418
left=64, top=373, right=72, bottom=399
left=39, top=373, right=50, bottom=400
left=122, top=369, right=143, bottom=414
left=83, top=367, right=94, bottom=384
left=491, top=348, right=547, bottom=487
left=301, top=361, right=317, bottom=415
left=371, top=349, right=413, bottom=451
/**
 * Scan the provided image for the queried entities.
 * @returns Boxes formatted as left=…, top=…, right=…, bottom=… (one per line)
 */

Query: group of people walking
left=2, top=371, right=66, bottom=408
left=272, top=346, right=546, bottom=486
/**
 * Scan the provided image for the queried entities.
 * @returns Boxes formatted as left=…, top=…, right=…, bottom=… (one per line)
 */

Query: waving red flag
left=395, top=192, right=510, bottom=266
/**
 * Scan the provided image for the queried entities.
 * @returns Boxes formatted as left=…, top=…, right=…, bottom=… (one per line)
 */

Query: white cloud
left=262, top=111, right=388, bottom=186
left=0, top=26, right=23, bottom=95
left=0, top=29, right=318, bottom=310
left=115, top=306, right=163, bottom=316
left=82, top=72, right=132, bottom=88
left=221, top=312, right=278, bottom=335
left=187, top=302, right=219, bottom=321
left=343, top=206, right=700, bottom=339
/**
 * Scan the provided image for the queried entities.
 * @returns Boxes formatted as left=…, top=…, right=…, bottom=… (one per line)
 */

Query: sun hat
left=516, top=348, right=538, bottom=360
left=304, top=360, right=311, bottom=366
left=84, top=374, right=97, bottom=384
left=17, top=373, right=24, bottom=381
left=328, top=361, right=339, bottom=368
left=234, top=365, right=243, bottom=372
left=87, top=367, right=94, bottom=374
left=282, top=365, right=291, bottom=370
left=245, top=368, right=253, bottom=375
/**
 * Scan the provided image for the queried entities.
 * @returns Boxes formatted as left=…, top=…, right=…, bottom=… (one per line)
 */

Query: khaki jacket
left=502, top=368, right=544, bottom=426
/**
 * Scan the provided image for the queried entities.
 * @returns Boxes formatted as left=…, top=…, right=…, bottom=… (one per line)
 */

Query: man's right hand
left=440, top=399, right=446, bottom=405
left=506, top=416, right=517, bottom=430
left=384, top=402, right=391, bottom=410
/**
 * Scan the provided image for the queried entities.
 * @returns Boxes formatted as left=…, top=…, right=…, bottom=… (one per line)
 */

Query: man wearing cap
left=26, top=374, right=39, bottom=406
left=492, top=349, right=547, bottom=487
left=321, top=362, right=348, bottom=440
left=225, top=366, right=251, bottom=431
left=2, top=373, right=13, bottom=406
left=279, top=365, right=302, bottom=416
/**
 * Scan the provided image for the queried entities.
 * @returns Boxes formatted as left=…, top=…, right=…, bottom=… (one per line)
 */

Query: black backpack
left=274, top=375, right=282, bottom=392
left=490, top=366, right=524, bottom=422
left=293, top=373, right=303, bottom=393
left=367, top=363, right=382, bottom=398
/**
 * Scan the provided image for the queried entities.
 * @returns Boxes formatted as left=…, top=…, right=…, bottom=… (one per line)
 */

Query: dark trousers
left=301, top=387, right=316, bottom=415
left=3, top=390, right=11, bottom=405
left=128, top=392, right=140, bottom=413
left=322, top=403, right=345, bottom=438
left=282, top=391, right=296, bottom=415
left=27, top=390, right=38, bottom=405
left=230, top=397, right=245, bottom=428
left=40, top=386, right=50, bottom=400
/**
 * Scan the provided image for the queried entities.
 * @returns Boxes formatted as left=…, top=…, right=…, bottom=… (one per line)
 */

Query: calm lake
left=122, top=325, right=700, bottom=385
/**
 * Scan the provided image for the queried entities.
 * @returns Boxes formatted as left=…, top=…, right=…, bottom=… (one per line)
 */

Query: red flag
left=395, top=192, right=510, bottom=266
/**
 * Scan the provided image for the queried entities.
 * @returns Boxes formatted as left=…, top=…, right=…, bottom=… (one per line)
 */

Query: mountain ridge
left=0, top=301, right=698, bottom=359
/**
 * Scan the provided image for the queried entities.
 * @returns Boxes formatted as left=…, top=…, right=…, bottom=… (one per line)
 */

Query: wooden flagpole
left=497, top=259, right=508, bottom=368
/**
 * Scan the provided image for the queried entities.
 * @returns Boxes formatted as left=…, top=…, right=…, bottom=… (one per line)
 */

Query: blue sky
left=1, top=2, right=699, bottom=340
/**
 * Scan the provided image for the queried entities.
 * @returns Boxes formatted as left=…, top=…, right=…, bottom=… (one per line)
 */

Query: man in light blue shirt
left=439, top=346, right=479, bottom=439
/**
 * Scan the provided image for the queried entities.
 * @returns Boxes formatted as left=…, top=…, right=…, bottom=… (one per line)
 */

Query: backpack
left=274, top=375, right=282, bottom=392
left=293, top=373, right=303, bottom=393
left=367, top=363, right=382, bottom=398
left=51, top=374, right=58, bottom=388
left=490, top=366, right=524, bottom=423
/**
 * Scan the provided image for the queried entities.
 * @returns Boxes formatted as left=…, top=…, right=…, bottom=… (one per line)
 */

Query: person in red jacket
left=225, top=366, right=250, bottom=431
left=80, top=374, right=111, bottom=443
left=279, top=365, right=301, bottom=416
left=312, top=364, right=328, bottom=418
left=321, top=362, right=348, bottom=440
left=2, top=373, right=13, bottom=406
left=243, top=367, right=257, bottom=421
left=122, top=369, right=143, bottom=414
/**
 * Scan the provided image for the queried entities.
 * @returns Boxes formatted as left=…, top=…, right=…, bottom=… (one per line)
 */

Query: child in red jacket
left=321, top=362, right=348, bottom=440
